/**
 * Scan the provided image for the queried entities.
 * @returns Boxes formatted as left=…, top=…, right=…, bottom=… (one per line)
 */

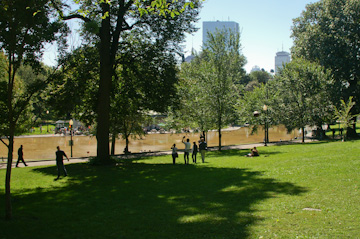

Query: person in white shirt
left=182, top=136, right=191, bottom=164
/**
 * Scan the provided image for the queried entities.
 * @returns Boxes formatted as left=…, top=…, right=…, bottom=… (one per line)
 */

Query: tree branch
left=62, top=14, right=91, bottom=23
left=0, top=138, right=9, bottom=148
left=50, top=0, right=91, bottom=23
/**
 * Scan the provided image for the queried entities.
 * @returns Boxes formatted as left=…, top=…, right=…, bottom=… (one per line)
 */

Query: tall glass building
left=275, top=51, right=291, bottom=74
left=202, top=21, right=239, bottom=46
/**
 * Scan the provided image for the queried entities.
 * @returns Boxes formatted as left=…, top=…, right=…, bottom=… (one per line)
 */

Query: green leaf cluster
left=173, top=28, right=246, bottom=147
left=270, top=58, right=333, bottom=136
left=291, top=0, right=360, bottom=114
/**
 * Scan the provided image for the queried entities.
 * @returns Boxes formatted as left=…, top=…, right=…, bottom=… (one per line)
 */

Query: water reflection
left=0, top=126, right=300, bottom=160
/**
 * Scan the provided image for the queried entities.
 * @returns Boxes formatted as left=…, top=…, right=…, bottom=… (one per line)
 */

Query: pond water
left=0, top=126, right=300, bottom=160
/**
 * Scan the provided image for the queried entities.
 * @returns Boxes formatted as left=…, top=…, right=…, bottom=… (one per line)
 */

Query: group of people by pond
left=171, top=136, right=208, bottom=165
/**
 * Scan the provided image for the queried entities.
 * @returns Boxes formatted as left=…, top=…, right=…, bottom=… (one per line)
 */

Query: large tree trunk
left=5, top=125, right=15, bottom=220
left=125, top=135, right=130, bottom=154
left=96, top=4, right=112, bottom=163
left=302, top=127, right=305, bottom=143
left=110, top=134, right=116, bottom=156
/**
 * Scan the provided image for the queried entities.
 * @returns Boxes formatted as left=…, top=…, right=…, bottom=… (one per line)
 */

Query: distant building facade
left=202, top=21, right=239, bottom=46
left=275, top=51, right=291, bottom=74
left=250, top=65, right=261, bottom=73
left=185, top=55, right=195, bottom=63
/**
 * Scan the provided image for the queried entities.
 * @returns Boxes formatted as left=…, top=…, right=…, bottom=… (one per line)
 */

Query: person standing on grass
left=171, top=144, right=178, bottom=165
left=199, top=137, right=207, bottom=163
left=55, top=146, right=69, bottom=180
left=182, top=136, right=191, bottom=164
left=16, top=145, right=27, bottom=167
left=192, top=141, right=198, bottom=163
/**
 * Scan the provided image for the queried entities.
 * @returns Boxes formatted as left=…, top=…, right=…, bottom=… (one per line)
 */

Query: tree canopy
left=0, top=0, right=68, bottom=220
left=269, top=58, right=333, bottom=142
left=53, top=0, right=202, bottom=162
left=291, top=0, right=360, bottom=129
left=174, top=28, right=246, bottom=149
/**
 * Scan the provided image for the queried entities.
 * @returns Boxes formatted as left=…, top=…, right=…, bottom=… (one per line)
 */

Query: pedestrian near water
left=55, top=146, right=69, bottom=180
left=16, top=145, right=27, bottom=167
left=182, top=136, right=191, bottom=164
left=192, top=142, right=198, bottom=163
left=199, top=137, right=207, bottom=163
left=171, top=144, right=178, bottom=165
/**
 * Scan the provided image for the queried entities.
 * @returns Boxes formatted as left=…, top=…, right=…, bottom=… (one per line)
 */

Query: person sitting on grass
left=246, top=147, right=259, bottom=157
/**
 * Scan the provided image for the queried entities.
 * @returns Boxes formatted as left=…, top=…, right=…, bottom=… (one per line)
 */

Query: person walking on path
left=192, top=142, right=198, bottom=163
left=182, top=136, right=191, bottom=164
left=171, top=144, right=178, bottom=165
left=16, top=145, right=27, bottom=167
left=199, top=137, right=207, bottom=163
left=55, top=146, right=69, bottom=180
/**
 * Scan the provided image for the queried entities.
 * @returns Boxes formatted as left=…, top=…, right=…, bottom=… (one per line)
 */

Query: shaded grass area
left=1, top=140, right=360, bottom=238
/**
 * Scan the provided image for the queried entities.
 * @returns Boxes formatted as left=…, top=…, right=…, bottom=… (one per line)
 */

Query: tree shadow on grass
left=3, top=163, right=307, bottom=239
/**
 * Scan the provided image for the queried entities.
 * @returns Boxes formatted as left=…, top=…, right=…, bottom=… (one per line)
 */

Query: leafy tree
left=238, top=84, right=276, bottom=143
left=249, top=70, right=272, bottom=85
left=110, top=33, right=180, bottom=154
left=202, top=29, right=246, bottom=150
left=175, top=29, right=246, bottom=150
left=269, top=58, right=333, bottom=142
left=333, top=96, right=360, bottom=141
left=47, top=32, right=181, bottom=154
left=53, top=0, right=202, bottom=163
left=291, top=0, right=360, bottom=138
left=0, top=0, right=67, bottom=220
left=244, top=80, right=261, bottom=92
left=174, top=59, right=216, bottom=135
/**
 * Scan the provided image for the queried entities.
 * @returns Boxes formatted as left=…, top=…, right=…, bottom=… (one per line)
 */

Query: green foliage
left=269, top=58, right=333, bottom=139
left=57, top=0, right=202, bottom=160
left=291, top=0, right=360, bottom=113
left=174, top=29, right=246, bottom=138
left=46, top=46, right=99, bottom=125
left=333, top=96, right=360, bottom=141
left=248, top=70, right=272, bottom=85
left=0, top=0, right=68, bottom=69
left=238, top=84, right=275, bottom=130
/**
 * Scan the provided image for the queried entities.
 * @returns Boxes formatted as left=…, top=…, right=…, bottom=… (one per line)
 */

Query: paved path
left=0, top=139, right=313, bottom=169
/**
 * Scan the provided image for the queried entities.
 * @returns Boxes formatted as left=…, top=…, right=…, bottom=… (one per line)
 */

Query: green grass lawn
left=21, top=124, right=57, bottom=136
left=1, top=140, right=360, bottom=238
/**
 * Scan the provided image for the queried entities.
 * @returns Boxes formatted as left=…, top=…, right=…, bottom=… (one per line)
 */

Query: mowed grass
left=1, top=140, right=360, bottom=238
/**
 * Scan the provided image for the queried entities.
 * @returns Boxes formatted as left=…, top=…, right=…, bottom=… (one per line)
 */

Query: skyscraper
left=202, top=21, right=239, bottom=46
left=275, top=51, right=291, bottom=74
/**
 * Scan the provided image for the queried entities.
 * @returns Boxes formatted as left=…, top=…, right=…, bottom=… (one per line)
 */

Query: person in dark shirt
left=16, top=145, right=27, bottom=167
left=246, top=147, right=259, bottom=157
left=55, top=146, right=69, bottom=180
left=199, top=137, right=207, bottom=163
left=192, top=142, right=198, bottom=163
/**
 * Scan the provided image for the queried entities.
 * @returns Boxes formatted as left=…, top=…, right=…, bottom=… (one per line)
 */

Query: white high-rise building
left=275, top=51, right=291, bottom=74
left=202, top=21, right=239, bottom=46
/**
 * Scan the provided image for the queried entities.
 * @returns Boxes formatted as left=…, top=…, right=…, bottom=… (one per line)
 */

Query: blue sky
left=184, top=0, right=319, bottom=72
left=42, top=0, right=318, bottom=73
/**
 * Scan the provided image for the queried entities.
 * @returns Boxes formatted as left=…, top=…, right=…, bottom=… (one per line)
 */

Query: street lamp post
left=46, top=110, right=49, bottom=132
left=263, top=105, right=268, bottom=146
left=69, top=119, right=73, bottom=157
